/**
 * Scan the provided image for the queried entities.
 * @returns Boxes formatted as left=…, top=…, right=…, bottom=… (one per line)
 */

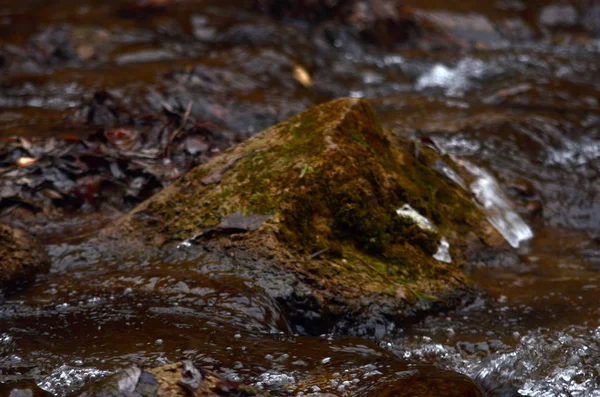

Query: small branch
left=161, top=100, right=176, bottom=114
left=165, top=101, right=193, bottom=158
left=308, top=247, right=329, bottom=260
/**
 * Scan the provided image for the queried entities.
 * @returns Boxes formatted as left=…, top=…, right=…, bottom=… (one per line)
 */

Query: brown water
left=1, top=0, right=599, bottom=395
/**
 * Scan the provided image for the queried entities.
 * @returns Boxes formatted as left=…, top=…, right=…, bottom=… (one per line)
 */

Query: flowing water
left=1, top=0, right=599, bottom=395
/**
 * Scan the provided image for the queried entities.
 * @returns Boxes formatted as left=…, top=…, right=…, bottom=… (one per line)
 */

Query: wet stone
left=414, top=11, right=506, bottom=47
left=81, top=362, right=262, bottom=397
left=538, top=4, right=579, bottom=29
left=582, top=3, right=600, bottom=36
left=9, top=390, right=33, bottom=397
left=135, top=371, right=159, bottom=397
left=102, top=97, right=502, bottom=335
left=497, top=18, right=534, bottom=42
left=0, top=223, right=50, bottom=295
left=176, top=360, right=203, bottom=393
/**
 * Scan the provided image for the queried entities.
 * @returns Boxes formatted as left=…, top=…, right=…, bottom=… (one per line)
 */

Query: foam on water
left=433, top=237, right=452, bottom=264
left=547, top=138, right=600, bottom=167
left=399, top=326, right=600, bottom=396
left=37, top=365, right=113, bottom=396
left=396, top=204, right=453, bottom=263
left=396, top=204, right=436, bottom=231
left=415, top=58, right=489, bottom=97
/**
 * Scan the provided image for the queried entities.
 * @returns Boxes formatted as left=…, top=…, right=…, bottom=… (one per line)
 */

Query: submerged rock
left=79, top=358, right=488, bottom=397
left=413, top=11, right=506, bottom=48
left=77, top=362, right=262, bottom=397
left=101, top=98, right=503, bottom=333
left=0, top=223, right=49, bottom=295
left=538, top=4, right=579, bottom=29
left=80, top=359, right=487, bottom=397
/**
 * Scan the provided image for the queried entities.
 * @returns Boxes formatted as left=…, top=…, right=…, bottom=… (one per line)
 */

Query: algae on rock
left=105, top=97, right=502, bottom=328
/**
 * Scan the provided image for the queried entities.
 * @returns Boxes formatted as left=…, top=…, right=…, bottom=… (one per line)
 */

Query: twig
left=452, top=275, right=476, bottom=293
left=165, top=101, right=193, bottom=158
left=308, top=247, right=329, bottom=260
left=161, top=100, right=176, bottom=114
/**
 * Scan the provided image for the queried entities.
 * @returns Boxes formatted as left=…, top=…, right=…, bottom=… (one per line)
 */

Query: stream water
left=1, top=0, right=599, bottom=396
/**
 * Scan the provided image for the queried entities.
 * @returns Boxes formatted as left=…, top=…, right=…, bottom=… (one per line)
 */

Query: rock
left=9, top=390, right=33, bottom=397
left=538, top=4, right=579, bottom=29
left=497, top=18, right=534, bottom=42
left=254, top=0, right=421, bottom=48
left=254, top=0, right=354, bottom=23
left=80, top=359, right=488, bottom=397
left=114, top=49, right=176, bottom=65
left=77, top=362, right=262, bottom=397
left=0, top=223, right=50, bottom=295
left=371, top=370, right=485, bottom=397
left=582, top=2, right=600, bottom=37
left=414, top=11, right=506, bottom=48
left=100, top=98, right=503, bottom=333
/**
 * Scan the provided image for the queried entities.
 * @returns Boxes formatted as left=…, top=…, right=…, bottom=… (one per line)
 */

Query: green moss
left=221, top=187, right=233, bottom=198
left=123, top=98, right=494, bottom=299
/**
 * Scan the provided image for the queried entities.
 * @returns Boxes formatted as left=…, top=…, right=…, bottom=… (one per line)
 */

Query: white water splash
left=415, top=58, right=488, bottom=97
left=433, top=237, right=452, bottom=263
left=255, top=372, right=295, bottom=389
left=396, top=204, right=436, bottom=231
left=177, top=239, right=193, bottom=249
left=433, top=160, right=467, bottom=190
left=458, top=160, right=533, bottom=248
left=396, top=204, right=452, bottom=263
left=37, top=365, right=113, bottom=396
left=400, top=326, right=600, bottom=397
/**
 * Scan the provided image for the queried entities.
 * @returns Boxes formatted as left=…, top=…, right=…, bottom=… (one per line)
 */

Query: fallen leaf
left=104, top=128, right=138, bottom=150
left=293, top=65, right=312, bottom=88
left=118, top=366, right=142, bottom=393
left=218, top=211, right=272, bottom=232
left=16, top=157, right=36, bottom=167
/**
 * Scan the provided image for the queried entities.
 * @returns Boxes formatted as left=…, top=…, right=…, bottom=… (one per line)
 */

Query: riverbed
left=1, top=0, right=599, bottom=395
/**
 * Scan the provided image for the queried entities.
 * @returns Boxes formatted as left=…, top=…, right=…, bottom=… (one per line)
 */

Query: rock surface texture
left=0, top=223, right=49, bottom=296
left=101, top=98, right=503, bottom=334
left=76, top=360, right=485, bottom=397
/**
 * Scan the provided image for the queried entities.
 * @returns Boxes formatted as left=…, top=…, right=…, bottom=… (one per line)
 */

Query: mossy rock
left=103, top=98, right=502, bottom=330
left=0, top=223, right=50, bottom=296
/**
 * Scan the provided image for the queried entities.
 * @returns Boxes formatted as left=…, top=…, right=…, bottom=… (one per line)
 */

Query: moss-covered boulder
left=0, top=223, right=49, bottom=296
left=102, top=98, right=502, bottom=331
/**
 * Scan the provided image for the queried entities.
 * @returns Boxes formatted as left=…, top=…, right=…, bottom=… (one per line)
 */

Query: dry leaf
left=218, top=211, right=272, bottom=232
left=118, top=366, right=142, bottom=393
left=16, top=157, right=36, bottom=167
left=293, top=65, right=312, bottom=88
